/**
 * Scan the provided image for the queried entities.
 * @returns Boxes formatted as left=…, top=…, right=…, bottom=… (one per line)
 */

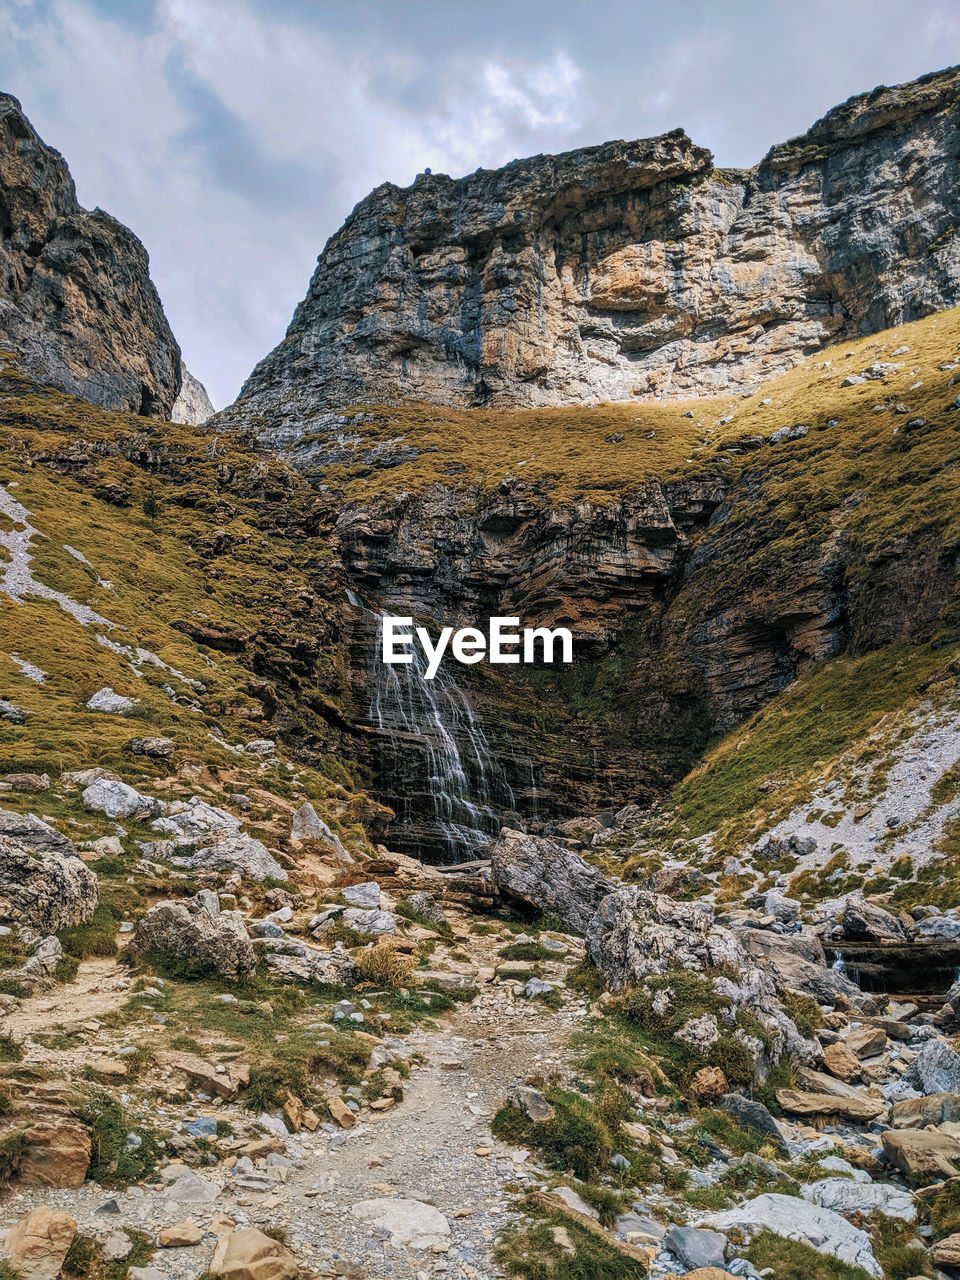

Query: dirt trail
left=6, top=957, right=129, bottom=1041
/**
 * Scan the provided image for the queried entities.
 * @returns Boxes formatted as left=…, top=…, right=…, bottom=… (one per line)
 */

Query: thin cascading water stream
left=366, top=607, right=516, bottom=861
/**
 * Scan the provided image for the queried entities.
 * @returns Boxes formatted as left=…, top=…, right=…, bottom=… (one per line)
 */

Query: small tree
left=142, top=492, right=161, bottom=526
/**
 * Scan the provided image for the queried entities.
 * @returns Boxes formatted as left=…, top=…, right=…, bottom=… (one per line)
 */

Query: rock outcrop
left=491, top=828, right=617, bottom=934
left=0, top=93, right=180, bottom=416
left=0, top=833, right=98, bottom=932
left=171, top=361, right=215, bottom=425
left=126, top=890, right=256, bottom=979
left=223, top=66, right=960, bottom=429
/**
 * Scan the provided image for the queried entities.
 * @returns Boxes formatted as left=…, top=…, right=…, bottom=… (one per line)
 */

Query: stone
left=156, top=1051, right=250, bottom=1100
left=329, top=1098, right=355, bottom=1128
left=86, top=687, right=137, bottom=714
left=704, top=1193, right=880, bottom=1277
left=311, top=906, right=396, bottom=937
left=932, top=1234, right=960, bottom=1266
left=402, top=891, right=447, bottom=927
left=0, top=808, right=76, bottom=857
left=341, top=881, right=381, bottom=909
left=244, top=739, right=275, bottom=755
left=586, top=887, right=744, bottom=988
left=171, top=833, right=287, bottom=883
left=82, top=779, right=160, bottom=819
left=524, top=978, right=554, bottom=999
left=349, top=1198, right=450, bottom=1250
left=823, top=1042, right=861, bottom=1081
left=509, top=1085, right=556, bottom=1123
left=690, top=1066, right=728, bottom=1101
left=0, top=835, right=98, bottom=932
left=159, top=1222, right=203, bottom=1247
left=802, top=1177, right=915, bottom=1221
left=775, top=1089, right=886, bottom=1122
left=2, top=1208, right=77, bottom=1280
left=258, top=941, right=359, bottom=986
left=763, top=889, right=800, bottom=923
left=210, top=1228, right=299, bottom=1280
left=846, top=1025, right=887, bottom=1059
left=719, top=1093, right=788, bottom=1151
left=663, top=1225, right=727, bottom=1271
left=126, top=891, right=256, bottom=978
left=0, top=701, right=26, bottom=724
left=129, top=736, right=175, bottom=758
left=19, top=1121, right=92, bottom=1188
left=0, top=93, right=180, bottom=417
left=841, top=899, right=907, bottom=943
left=491, top=828, right=617, bottom=934
left=290, top=803, right=352, bottom=861
left=881, top=1128, right=960, bottom=1181
left=890, top=1093, right=960, bottom=1128
left=910, top=1037, right=960, bottom=1094
left=4, top=773, right=50, bottom=792
left=164, top=1170, right=223, bottom=1204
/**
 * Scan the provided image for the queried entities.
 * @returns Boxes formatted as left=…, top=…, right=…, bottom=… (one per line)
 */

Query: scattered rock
left=210, top=1227, right=299, bottom=1280
left=129, top=736, right=175, bottom=757
left=663, top=1225, right=727, bottom=1271
left=82, top=778, right=160, bottom=819
left=159, top=1222, right=203, bottom=1247
left=86, top=687, right=137, bottom=714
left=704, top=1192, right=880, bottom=1277
left=349, top=1198, right=450, bottom=1250
left=3, top=1208, right=77, bottom=1280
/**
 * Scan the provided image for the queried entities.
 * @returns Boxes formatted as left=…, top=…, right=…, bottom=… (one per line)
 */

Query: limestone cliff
left=226, top=66, right=960, bottom=428
left=0, top=93, right=180, bottom=417
left=171, top=362, right=215, bottom=425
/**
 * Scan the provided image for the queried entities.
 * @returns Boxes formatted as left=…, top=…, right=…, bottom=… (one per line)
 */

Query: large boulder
left=0, top=836, right=98, bottom=932
left=256, top=937, right=359, bottom=986
left=491, top=828, right=616, bottom=934
left=840, top=898, right=907, bottom=943
left=908, top=1037, right=960, bottom=1095
left=585, top=887, right=743, bottom=988
left=82, top=779, right=161, bottom=819
left=801, top=1177, right=915, bottom=1221
left=0, top=809, right=75, bottom=857
left=704, top=1193, right=880, bottom=1277
left=126, top=890, right=255, bottom=978
left=881, top=1128, right=960, bottom=1181
left=171, top=833, right=287, bottom=883
left=210, top=1228, right=299, bottom=1280
left=3, top=1208, right=77, bottom=1280
left=290, top=803, right=352, bottom=862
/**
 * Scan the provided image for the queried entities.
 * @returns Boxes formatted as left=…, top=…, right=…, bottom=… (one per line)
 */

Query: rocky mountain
left=4, top=64, right=960, bottom=1280
left=0, top=93, right=180, bottom=417
left=224, top=66, right=960, bottom=430
left=171, top=362, right=215, bottom=425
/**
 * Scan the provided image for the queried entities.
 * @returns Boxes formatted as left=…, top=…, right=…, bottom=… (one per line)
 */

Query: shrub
left=355, top=942, right=416, bottom=990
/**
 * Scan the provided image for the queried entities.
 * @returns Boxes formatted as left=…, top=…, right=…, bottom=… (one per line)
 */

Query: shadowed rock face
left=227, top=66, right=960, bottom=430
left=0, top=93, right=180, bottom=417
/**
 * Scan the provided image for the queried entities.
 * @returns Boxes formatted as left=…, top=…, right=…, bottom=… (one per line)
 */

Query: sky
left=1, top=1, right=959, bottom=409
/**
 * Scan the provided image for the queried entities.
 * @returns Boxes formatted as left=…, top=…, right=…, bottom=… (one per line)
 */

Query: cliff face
left=227, top=66, right=960, bottom=428
left=0, top=93, right=180, bottom=417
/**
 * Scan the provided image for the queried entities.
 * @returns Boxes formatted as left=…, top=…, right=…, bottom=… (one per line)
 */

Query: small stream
left=832, top=944, right=960, bottom=999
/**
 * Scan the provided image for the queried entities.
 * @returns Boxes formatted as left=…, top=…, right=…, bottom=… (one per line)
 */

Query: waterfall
left=832, top=950, right=847, bottom=974
left=367, top=608, right=515, bottom=861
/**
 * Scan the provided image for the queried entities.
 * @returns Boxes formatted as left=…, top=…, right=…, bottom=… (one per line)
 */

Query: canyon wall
left=0, top=93, right=180, bottom=418
left=224, top=66, right=960, bottom=430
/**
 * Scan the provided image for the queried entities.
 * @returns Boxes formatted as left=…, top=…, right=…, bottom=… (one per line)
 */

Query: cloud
left=0, top=0, right=959, bottom=407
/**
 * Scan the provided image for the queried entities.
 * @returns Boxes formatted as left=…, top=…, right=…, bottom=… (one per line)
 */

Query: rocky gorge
left=1, top=59, right=960, bottom=1280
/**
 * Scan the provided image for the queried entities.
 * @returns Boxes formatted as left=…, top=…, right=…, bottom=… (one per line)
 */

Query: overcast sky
left=1, top=0, right=958, bottom=408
